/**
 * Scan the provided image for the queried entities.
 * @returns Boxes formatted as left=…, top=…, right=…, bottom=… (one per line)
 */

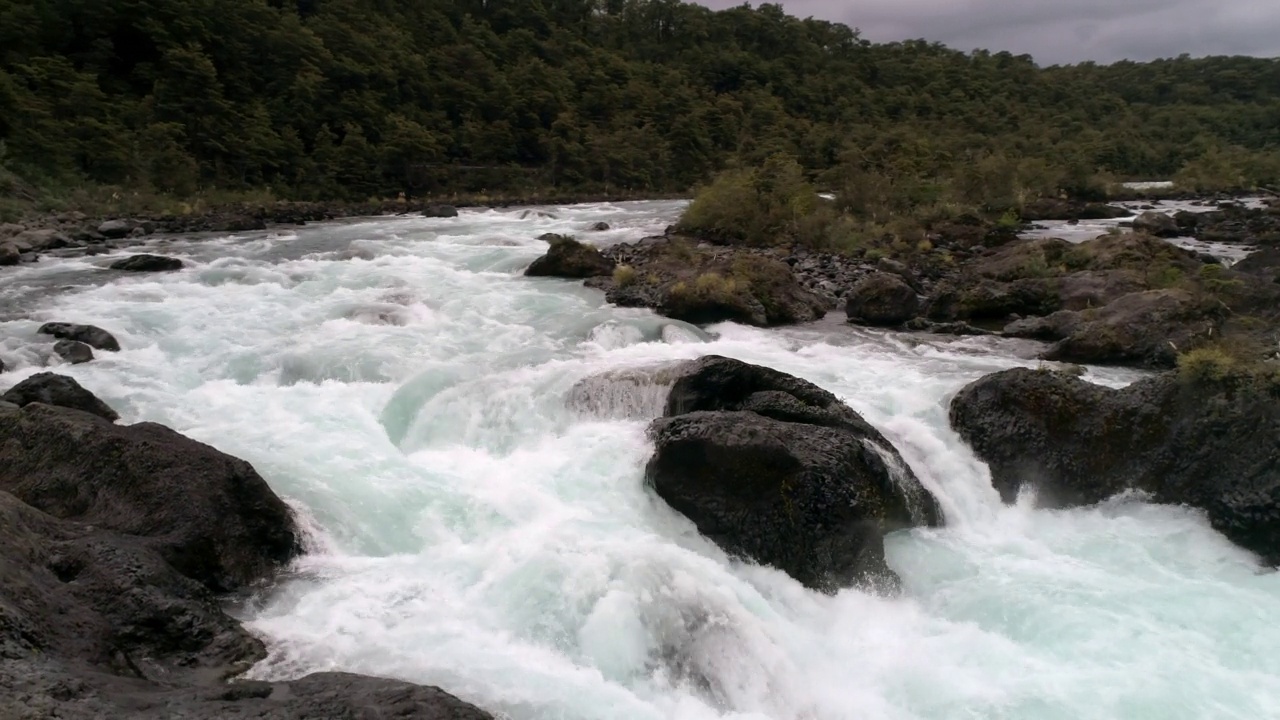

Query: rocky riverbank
left=0, top=373, right=494, bottom=720
left=524, top=199, right=1280, bottom=369
left=0, top=192, right=685, bottom=266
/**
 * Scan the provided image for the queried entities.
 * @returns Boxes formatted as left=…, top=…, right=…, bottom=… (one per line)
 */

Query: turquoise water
left=0, top=201, right=1275, bottom=719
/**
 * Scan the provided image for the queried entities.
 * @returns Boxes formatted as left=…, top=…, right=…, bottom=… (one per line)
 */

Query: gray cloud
left=693, top=0, right=1280, bottom=65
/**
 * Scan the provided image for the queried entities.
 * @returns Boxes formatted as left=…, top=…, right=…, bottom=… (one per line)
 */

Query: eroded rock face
left=525, top=235, right=616, bottom=278
left=949, top=367, right=1280, bottom=564
left=646, top=356, right=942, bottom=592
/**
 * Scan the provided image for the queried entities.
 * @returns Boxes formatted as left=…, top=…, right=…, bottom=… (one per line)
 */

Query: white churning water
left=0, top=201, right=1276, bottom=720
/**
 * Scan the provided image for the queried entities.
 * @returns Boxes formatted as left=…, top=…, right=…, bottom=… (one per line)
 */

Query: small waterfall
left=565, top=361, right=689, bottom=421
left=861, top=438, right=931, bottom=525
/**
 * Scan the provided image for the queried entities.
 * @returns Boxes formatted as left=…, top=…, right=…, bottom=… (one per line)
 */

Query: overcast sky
left=694, top=0, right=1280, bottom=65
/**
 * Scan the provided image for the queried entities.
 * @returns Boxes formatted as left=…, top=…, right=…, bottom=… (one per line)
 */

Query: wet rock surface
left=950, top=367, right=1280, bottom=566
left=0, top=377, right=495, bottom=720
left=645, top=356, right=943, bottom=592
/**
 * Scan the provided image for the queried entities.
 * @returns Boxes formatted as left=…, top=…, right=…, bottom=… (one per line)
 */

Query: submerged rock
left=950, top=367, right=1280, bottom=564
left=526, top=234, right=616, bottom=278
left=646, top=356, right=942, bottom=592
left=38, top=322, right=121, bottom=352
left=110, top=254, right=185, bottom=272
left=421, top=204, right=459, bottom=218
left=1, top=372, right=118, bottom=421
left=53, top=339, right=95, bottom=364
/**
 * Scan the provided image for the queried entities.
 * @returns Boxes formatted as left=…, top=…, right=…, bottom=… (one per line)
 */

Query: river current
left=0, top=201, right=1276, bottom=719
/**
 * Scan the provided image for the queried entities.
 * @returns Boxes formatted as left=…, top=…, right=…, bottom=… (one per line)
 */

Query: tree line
left=1, top=0, right=1278, bottom=202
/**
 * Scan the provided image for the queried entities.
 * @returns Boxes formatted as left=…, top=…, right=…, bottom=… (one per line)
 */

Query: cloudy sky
left=694, top=0, right=1280, bottom=65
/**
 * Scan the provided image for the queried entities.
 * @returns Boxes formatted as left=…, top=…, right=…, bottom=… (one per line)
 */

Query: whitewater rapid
left=1, top=201, right=1277, bottom=720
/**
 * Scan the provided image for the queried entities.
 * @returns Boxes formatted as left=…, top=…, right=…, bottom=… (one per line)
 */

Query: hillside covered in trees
left=2, top=0, right=1279, bottom=203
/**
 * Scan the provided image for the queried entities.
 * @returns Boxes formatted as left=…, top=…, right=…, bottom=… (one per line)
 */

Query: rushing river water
left=1, top=201, right=1278, bottom=720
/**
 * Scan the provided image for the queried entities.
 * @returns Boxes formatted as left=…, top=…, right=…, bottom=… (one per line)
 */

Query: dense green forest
left=1, top=0, right=1279, bottom=204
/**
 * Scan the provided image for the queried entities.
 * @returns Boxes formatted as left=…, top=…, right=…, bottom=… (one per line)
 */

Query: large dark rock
left=1132, top=211, right=1180, bottom=237
left=845, top=272, right=919, bottom=326
left=526, top=235, right=616, bottom=278
left=950, top=368, right=1280, bottom=564
left=38, top=323, right=121, bottom=352
left=97, top=219, right=137, bottom=239
left=2, top=372, right=119, bottom=421
left=422, top=204, right=459, bottom=218
left=646, top=356, right=942, bottom=592
left=110, top=254, right=185, bottom=272
left=53, top=340, right=95, bottom=364
left=0, top=492, right=494, bottom=720
left=0, top=401, right=302, bottom=592
left=0, top=242, right=18, bottom=266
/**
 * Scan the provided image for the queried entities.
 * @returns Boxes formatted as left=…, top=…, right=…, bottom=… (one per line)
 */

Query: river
left=0, top=200, right=1276, bottom=719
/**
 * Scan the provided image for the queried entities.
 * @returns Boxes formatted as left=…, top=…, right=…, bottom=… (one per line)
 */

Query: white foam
left=2, top=200, right=1278, bottom=720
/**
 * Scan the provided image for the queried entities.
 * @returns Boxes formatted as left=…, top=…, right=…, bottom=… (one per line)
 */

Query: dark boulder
left=1132, top=211, right=1180, bottom=237
left=53, top=340, right=94, bottom=364
left=2, top=372, right=119, bottom=421
left=38, top=323, right=121, bottom=352
left=97, top=219, right=137, bottom=239
left=646, top=356, right=942, bottom=592
left=845, top=272, right=919, bottom=326
left=949, top=368, right=1280, bottom=564
left=526, top=235, right=615, bottom=278
left=9, top=228, right=74, bottom=252
left=0, top=490, right=493, bottom=720
left=590, top=221, right=611, bottom=231
left=422, top=204, right=459, bottom=218
left=0, top=242, right=18, bottom=266
left=110, top=254, right=185, bottom=272
left=0, top=401, right=302, bottom=592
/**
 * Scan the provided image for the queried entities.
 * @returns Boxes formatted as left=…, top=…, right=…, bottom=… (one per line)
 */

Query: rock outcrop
left=949, top=367, right=1280, bottom=564
left=587, top=237, right=830, bottom=327
left=645, top=356, right=943, bottom=592
left=38, top=323, right=121, bottom=352
left=525, top=234, right=616, bottom=278
left=0, top=379, right=494, bottom=720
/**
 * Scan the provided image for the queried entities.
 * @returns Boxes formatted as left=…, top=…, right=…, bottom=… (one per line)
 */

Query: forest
left=1, top=0, right=1279, bottom=206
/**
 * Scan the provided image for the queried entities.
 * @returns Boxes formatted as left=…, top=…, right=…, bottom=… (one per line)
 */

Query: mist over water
left=1, top=201, right=1277, bottom=719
